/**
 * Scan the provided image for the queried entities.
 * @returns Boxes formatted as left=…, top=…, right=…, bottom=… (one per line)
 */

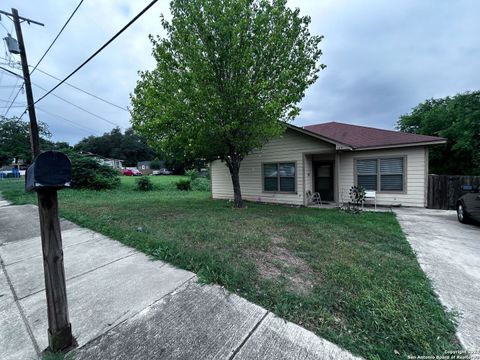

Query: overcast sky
left=1, top=0, right=479, bottom=145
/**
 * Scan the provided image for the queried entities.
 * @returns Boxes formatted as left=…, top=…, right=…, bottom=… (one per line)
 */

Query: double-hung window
left=263, top=162, right=296, bottom=192
left=356, top=157, right=404, bottom=192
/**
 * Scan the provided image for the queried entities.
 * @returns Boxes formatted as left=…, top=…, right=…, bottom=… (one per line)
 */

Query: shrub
left=185, top=168, right=198, bottom=180
left=176, top=179, right=191, bottom=190
left=69, top=154, right=120, bottom=190
left=191, top=177, right=211, bottom=192
left=349, top=185, right=366, bottom=204
left=341, top=185, right=366, bottom=213
left=136, top=176, right=153, bottom=191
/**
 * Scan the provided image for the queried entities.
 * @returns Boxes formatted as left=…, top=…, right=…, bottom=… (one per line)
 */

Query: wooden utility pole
left=11, top=8, right=41, bottom=157
left=7, top=8, right=74, bottom=351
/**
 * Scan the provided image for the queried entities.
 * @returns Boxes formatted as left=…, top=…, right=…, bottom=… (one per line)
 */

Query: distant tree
left=150, top=158, right=161, bottom=170
left=397, top=91, right=480, bottom=175
left=74, top=127, right=156, bottom=166
left=0, top=117, right=51, bottom=166
left=51, top=141, right=72, bottom=152
left=131, top=0, right=325, bottom=207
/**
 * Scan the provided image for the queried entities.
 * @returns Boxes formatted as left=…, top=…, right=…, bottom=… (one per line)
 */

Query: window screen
left=263, top=163, right=295, bottom=192
left=279, top=163, right=295, bottom=192
left=380, top=158, right=403, bottom=191
left=357, top=159, right=377, bottom=190
left=264, top=163, right=278, bottom=191
left=356, top=157, right=405, bottom=192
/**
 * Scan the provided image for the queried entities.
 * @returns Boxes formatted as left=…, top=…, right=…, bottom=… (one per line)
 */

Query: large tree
left=131, top=0, right=324, bottom=207
left=0, top=117, right=51, bottom=166
left=397, top=91, right=480, bottom=175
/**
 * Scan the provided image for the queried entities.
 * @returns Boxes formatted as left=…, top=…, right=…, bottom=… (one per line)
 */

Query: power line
left=36, top=106, right=102, bottom=135
left=0, top=65, right=23, bottom=78
left=3, top=77, right=19, bottom=116
left=3, top=81, right=22, bottom=116
left=0, top=56, right=128, bottom=111
left=0, top=20, right=8, bottom=33
left=0, top=104, right=24, bottom=109
left=34, top=67, right=128, bottom=111
left=32, top=82, right=122, bottom=127
left=0, top=58, right=122, bottom=127
left=0, top=56, right=129, bottom=112
left=34, top=0, right=158, bottom=106
left=31, top=0, right=84, bottom=75
left=0, top=65, right=22, bottom=116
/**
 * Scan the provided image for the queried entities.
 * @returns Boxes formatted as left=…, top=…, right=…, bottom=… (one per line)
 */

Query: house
left=210, top=122, right=446, bottom=207
left=137, top=161, right=151, bottom=171
left=80, top=152, right=124, bottom=169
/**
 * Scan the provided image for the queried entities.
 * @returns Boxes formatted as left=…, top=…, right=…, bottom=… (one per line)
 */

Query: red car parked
left=122, top=168, right=142, bottom=176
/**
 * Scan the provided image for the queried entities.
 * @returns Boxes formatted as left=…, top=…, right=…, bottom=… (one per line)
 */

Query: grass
left=0, top=176, right=460, bottom=359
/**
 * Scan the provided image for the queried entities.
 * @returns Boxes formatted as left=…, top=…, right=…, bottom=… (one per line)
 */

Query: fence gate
left=427, top=175, right=480, bottom=210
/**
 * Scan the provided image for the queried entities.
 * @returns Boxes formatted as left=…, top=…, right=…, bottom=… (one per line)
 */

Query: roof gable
left=302, top=122, right=446, bottom=149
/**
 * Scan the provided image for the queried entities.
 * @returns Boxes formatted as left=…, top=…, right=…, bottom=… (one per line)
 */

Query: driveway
left=394, top=208, right=480, bottom=351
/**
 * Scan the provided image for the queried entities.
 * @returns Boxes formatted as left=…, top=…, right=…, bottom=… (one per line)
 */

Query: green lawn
left=0, top=176, right=459, bottom=359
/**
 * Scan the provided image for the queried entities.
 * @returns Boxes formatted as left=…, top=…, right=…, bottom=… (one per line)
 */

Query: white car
left=153, top=168, right=172, bottom=175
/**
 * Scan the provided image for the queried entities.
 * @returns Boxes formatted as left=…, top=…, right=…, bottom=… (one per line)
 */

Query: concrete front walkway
left=0, top=199, right=360, bottom=360
left=394, top=208, right=480, bottom=352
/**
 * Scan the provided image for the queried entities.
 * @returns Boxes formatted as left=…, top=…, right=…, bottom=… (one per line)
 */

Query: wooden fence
left=427, top=175, right=480, bottom=209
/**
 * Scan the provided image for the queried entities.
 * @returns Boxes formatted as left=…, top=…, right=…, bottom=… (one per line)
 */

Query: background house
left=211, top=122, right=446, bottom=207
left=80, top=152, right=124, bottom=169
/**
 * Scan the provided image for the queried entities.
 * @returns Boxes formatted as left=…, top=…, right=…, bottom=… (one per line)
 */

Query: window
left=380, top=158, right=403, bottom=191
left=357, top=159, right=377, bottom=190
left=263, top=162, right=295, bottom=192
left=356, top=157, right=404, bottom=192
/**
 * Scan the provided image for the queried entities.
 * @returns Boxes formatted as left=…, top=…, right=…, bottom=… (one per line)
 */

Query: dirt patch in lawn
left=248, top=234, right=315, bottom=294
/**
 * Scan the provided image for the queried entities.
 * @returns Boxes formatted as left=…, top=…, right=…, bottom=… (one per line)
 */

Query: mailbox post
left=26, top=151, right=74, bottom=351
left=0, top=6, right=75, bottom=352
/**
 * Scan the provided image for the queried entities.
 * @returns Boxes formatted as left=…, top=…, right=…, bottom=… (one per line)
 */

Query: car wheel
left=457, top=203, right=469, bottom=224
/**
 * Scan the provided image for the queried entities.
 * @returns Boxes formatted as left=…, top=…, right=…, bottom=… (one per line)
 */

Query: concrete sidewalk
left=0, top=199, right=360, bottom=360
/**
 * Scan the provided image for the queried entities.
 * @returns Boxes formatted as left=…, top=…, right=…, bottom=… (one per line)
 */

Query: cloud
left=1, top=0, right=479, bottom=144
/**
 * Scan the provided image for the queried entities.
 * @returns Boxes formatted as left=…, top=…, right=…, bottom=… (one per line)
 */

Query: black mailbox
left=26, top=151, right=72, bottom=192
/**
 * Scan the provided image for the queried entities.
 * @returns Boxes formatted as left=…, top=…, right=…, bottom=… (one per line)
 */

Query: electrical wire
left=0, top=20, right=9, bottom=33
left=2, top=77, right=19, bottom=116
left=0, top=59, right=122, bottom=127
left=32, top=82, right=122, bottom=127
left=0, top=65, right=22, bottom=116
left=3, top=81, right=22, bottom=116
left=36, top=106, right=102, bottom=134
left=30, top=0, right=84, bottom=75
left=34, top=0, right=158, bottom=106
left=1, top=0, right=84, bottom=116
left=0, top=56, right=128, bottom=111
left=34, top=67, right=128, bottom=111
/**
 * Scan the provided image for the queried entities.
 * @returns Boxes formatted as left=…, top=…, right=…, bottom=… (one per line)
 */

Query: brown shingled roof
left=303, top=122, right=446, bottom=149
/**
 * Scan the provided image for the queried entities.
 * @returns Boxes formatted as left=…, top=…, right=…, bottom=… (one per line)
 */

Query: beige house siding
left=338, top=146, right=427, bottom=207
left=211, top=129, right=429, bottom=208
left=211, top=128, right=335, bottom=205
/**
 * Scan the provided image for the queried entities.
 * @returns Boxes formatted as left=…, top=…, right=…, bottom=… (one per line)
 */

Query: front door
left=314, top=162, right=334, bottom=202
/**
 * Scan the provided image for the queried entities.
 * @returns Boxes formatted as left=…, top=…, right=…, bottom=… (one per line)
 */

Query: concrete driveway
left=394, top=208, right=480, bottom=351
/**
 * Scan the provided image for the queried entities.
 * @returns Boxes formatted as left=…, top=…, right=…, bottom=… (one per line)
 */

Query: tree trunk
left=226, top=155, right=243, bottom=208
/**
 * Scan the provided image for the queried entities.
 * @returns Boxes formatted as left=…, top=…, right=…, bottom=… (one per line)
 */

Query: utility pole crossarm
left=0, top=9, right=44, bottom=26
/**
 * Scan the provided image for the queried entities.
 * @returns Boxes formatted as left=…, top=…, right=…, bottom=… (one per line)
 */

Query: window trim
left=262, top=161, right=297, bottom=194
left=354, top=155, right=407, bottom=194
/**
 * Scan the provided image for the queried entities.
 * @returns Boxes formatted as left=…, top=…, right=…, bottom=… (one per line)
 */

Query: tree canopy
left=397, top=91, right=480, bottom=175
left=0, top=117, right=51, bottom=166
left=131, top=0, right=324, bottom=207
left=74, top=127, right=156, bottom=166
